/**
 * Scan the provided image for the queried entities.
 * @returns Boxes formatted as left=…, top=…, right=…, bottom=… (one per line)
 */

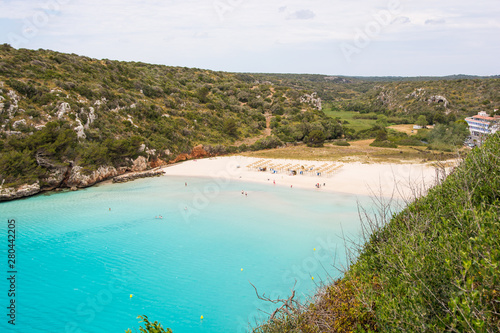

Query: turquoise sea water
left=0, top=175, right=373, bottom=333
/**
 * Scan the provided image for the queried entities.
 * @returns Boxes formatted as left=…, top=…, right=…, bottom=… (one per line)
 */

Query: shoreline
left=161, top=156, right=453, bottom=199
left=0, top=156, right=456, bottom=203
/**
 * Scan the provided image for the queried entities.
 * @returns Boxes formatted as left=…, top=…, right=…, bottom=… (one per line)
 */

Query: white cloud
left=392, top=16, right=411, bottom=25
left=425, top=18, right=446, bottom=25
left=0, top=0, right=499, bottom=75
left=286, top=9, right=316, bottom=20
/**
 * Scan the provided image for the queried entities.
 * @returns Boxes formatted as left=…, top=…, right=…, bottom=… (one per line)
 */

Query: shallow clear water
left=0, top=175, right=372, bottom=333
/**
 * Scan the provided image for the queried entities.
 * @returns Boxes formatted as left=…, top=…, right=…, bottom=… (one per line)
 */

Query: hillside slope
left=0, top=45, right=334, bottom=200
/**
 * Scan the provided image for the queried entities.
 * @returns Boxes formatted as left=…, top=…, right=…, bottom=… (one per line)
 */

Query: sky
left=0, top=0, right=499, bottom=76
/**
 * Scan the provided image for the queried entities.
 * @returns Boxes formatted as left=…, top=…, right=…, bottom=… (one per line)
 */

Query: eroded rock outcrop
left=56, top=102, right=71, bottom=119
left=35, top=151, right=72, bottom=190
left=191, top=145, right=209, bottom=159
left=131, top=156, right=149, bottom=172
left=168, top=144, right=209, bottom=164
left=112, top=168, right=163, bottom=183
left=300, top=92, right=322, bottom=111
left=150, top=158, right=167, bottom=168
left=65, top=156, right=151, bottom=188
left=0, top=182, right=41, bottom=201
left=428, top=95, right=449, bottom=108
left=65, top=165, right=123, bottom=188
left=0, top=147, right=207, bottom=201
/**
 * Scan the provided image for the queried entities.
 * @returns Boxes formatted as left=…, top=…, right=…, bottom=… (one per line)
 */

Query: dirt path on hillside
left=234, top=112, right=273, bottom=146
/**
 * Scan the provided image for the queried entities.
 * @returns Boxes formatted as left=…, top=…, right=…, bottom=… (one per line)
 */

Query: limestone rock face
left=112, top=169, right=163, bottom=183
left=12, top=119, right=26, bottom=129
left=428, top=95, right=449, bottom=108
left=0, top=182, right=41, bottom=201
left=300, top=92, right=322, bottom=111
left=40, top=169, right=67, bottom=189
left=56, top=102, right=71, bottom=119
left=34, top=152, right=71, bottom=189
left=131, top=156, right=149, bottom=172
left=74, top=117, right=86, bottom=139
left=66, top=166, right=123, bottom=188
left=85, top=107, right=97, bottom=128
left=7, top=90, right=19, bottom=116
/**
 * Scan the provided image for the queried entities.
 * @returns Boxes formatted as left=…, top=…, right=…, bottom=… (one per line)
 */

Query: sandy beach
left=161, top=156, right=453, bottom=199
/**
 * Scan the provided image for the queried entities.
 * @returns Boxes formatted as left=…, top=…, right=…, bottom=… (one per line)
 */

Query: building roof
left=465, top=117, right=491, bottom=125
left=473, top=115, right=496, bottom=121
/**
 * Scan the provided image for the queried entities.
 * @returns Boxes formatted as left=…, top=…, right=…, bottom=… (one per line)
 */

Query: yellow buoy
left=200, top=315, right=204, bottom=320
left=311, top=277, right=314, bottom=280
left=130, top=294, right=133, bottom=298
left=241, top=268, right=243, bottom=271
left=313, top=248, right=316, bottom=251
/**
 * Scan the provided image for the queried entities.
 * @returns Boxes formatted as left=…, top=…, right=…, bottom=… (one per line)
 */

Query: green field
left=322, top=105, right=378, bottom=131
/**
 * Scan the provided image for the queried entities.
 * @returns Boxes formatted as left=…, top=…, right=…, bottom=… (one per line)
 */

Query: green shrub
left=125, top=315, right=172, bottom=333
left=369, top=140, right=398, bottom=148
left=334, top=141, right=351, bottom=146
left=305, top=129, right=326, bottom=147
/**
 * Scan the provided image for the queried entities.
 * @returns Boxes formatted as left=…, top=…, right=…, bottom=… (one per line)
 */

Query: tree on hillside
left=223, top=118, right=238, bottom=138
left=375, top=128, right=388, bottom=142
left=417, top=115, right=428, bottom=128
left=376, top=114, right=388, bottom=127
left=305, top=129, right=326, bottom=147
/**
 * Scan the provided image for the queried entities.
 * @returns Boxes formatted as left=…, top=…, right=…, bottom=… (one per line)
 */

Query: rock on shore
left=0, top=182, right=41, bottom=201
left=112, top=168, right=164, bottom=183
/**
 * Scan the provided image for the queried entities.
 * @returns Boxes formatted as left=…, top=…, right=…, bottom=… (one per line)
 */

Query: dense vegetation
left=0, top=45, right=335, bottom=187
left=255, top=72, right=498, bottom=149
left=1, top=45, right=498, bottom=189
left=253, top=133, right=500, bottom=332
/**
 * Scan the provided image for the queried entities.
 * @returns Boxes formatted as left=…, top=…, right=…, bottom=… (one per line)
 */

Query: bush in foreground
left=125, top=315, right=172, bottom=333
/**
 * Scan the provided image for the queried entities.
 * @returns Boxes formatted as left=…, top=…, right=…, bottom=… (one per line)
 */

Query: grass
left=322, top=107, right=378, bottom=132
left=238, top=140, right=458, bottom=164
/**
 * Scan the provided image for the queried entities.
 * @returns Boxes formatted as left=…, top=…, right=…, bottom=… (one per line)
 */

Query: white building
left=465, top=111, right=500, bottom=145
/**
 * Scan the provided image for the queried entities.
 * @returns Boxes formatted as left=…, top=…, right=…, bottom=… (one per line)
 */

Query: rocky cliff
left=0, top=147, right=211, bottom=202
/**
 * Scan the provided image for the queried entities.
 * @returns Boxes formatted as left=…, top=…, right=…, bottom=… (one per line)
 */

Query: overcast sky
left=1, top=0, right=499, bottom=76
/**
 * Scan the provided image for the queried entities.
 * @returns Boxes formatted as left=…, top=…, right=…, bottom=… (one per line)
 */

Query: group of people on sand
left=315, top=183, right=326, bottom=189
left=241, top=190, right=248, bottom=196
